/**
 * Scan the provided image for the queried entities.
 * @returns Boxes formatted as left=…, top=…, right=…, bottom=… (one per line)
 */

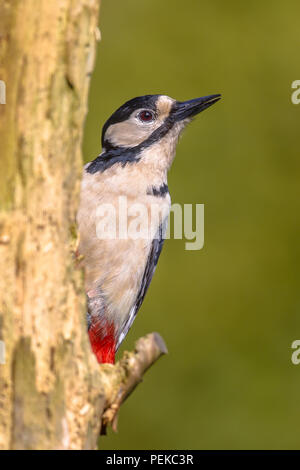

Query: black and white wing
left=116, top=220, right=167, bottom=350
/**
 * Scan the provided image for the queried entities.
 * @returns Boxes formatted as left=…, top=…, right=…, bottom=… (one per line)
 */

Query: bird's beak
left=173, top=94, right=221, bottom=121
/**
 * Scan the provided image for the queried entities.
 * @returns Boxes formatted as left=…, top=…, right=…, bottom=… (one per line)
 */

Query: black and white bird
left=77, top=93, right=221, bottom=363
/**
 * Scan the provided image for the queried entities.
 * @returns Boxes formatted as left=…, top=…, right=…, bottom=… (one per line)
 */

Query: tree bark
left=0, top=1, right=167, bottom=450
left=0, top=0, right=103, bottom=450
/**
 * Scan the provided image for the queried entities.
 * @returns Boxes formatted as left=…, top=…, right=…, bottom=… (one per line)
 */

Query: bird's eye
left=138, top=110, right=155, bottom=123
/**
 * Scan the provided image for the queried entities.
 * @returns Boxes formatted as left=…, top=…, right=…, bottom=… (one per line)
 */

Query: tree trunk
left=0, top=0, right=103, bottom=450
left=0, top=0, right=167, bottom=450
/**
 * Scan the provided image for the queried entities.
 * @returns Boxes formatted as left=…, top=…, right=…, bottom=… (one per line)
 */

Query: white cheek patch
left=104, top=119, right=152, bottom=148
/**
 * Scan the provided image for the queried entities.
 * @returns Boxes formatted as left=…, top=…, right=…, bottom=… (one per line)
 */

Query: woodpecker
left=77, top=93, right=221, bottom=364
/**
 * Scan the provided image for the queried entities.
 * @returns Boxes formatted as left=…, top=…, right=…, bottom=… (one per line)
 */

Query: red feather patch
left=88, top=320, right=116, bottom=364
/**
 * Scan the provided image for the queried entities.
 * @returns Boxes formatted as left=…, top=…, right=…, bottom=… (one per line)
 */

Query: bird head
left=87, top=94, right=220, bottom=175
left=101, top=94, right=221, bottom=151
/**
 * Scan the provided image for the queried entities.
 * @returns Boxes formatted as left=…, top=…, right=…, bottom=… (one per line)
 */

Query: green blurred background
left=83, top=0, right=300, bottom=449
